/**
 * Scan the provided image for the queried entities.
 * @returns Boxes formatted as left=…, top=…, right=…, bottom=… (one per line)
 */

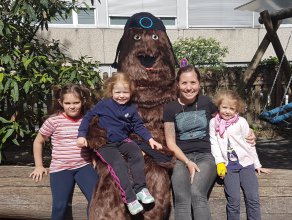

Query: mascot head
left=112, top=12, right=177, bottom=108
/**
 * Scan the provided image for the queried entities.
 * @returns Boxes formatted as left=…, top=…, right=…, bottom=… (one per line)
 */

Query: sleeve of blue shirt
left=131, top=105, right=152, bottom=142
left=78, top=102, right=100, bottom=138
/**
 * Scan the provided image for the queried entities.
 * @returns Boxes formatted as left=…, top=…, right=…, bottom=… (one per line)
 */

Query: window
left=110, top=17, right=128, bottom=26
left=108, top=0, right=177, bottom=27
left=188, top=0, right=260, bottom=27
left=50, top=13, right=73, bottom=25
left=78, top=8, right=95, bottom=24
left=49, top=0, right=97, bottom=26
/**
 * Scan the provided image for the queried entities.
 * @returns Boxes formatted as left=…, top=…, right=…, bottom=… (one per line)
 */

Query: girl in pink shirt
left=29, top=84, right=99, bottom=220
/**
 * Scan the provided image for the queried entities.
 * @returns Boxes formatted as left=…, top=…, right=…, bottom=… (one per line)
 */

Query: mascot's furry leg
left=87, top=117, right=174, bottom=220
left=89, top=158, right=172, bottom=220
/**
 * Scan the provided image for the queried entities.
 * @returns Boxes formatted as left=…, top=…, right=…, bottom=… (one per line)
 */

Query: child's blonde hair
left=213, top=90, right=245, bottom=113
left=103, top=72, right=135, bottom=98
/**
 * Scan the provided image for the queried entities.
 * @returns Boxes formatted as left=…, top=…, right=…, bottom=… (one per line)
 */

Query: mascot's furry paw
left=87, top=116, right=107, bottom=149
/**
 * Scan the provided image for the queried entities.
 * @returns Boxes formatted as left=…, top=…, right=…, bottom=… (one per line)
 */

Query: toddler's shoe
left=127, top=199, right=143, bottom=215
left=136, top=188, right=155, bottom=204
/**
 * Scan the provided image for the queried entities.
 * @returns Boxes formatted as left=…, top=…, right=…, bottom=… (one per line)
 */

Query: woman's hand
left=29, top=166, right=48, bottom=182
left=149, top=138, right=163, bottom=150
left=186, top=160, right=200, bottom=183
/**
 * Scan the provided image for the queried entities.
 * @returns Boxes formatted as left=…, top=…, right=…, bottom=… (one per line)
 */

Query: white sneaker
left=127, top=199, right=143, bottom=215
left=136, top=188, right=155, bottom=204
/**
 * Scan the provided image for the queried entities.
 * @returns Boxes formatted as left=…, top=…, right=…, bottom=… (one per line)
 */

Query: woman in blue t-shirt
left=163, top=65, right=217, bottom=220
left=163, top=65, right=255, bottom=220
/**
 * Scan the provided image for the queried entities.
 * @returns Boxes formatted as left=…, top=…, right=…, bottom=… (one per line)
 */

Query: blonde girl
left=209, top=89, right=271, bottom=220
left=77, top=72, right=162, bottom=215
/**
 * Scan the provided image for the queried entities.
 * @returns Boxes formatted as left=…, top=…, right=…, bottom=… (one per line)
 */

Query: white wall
left=39, top=27, right=292, bottom=65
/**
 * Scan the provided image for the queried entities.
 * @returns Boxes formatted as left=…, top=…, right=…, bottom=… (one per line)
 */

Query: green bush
left=173, top=37, right=228, bottom=68
left=260, top=56, right=279, bottom=67
left=0, top=0, right=102, bottom=163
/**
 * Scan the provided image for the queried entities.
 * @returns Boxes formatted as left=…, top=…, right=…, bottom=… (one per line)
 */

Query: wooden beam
left=240, top=8, right=292, bottom=95
left=259, top=7, right=292, bottom=24
left=239, top=32, right=271, bottom=94
left=261, top=10, right=292, bottom=90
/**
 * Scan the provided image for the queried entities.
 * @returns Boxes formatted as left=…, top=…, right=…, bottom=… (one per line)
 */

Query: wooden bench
left=1, top=166, right=292, bottom=220
left=1, top=138, right=292, bottom=219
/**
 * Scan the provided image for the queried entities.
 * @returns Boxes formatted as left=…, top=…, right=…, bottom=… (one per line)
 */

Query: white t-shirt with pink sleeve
left=39, top=113, right=92, bottom=173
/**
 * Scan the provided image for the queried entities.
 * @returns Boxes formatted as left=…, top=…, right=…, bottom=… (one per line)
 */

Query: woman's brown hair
left=176, top=65, right=201, bottom=83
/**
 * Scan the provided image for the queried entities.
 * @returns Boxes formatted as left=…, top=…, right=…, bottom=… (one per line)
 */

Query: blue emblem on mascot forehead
left=124, top=12, right=166, bottom=31
left=139, top=17, right=153, bottom=29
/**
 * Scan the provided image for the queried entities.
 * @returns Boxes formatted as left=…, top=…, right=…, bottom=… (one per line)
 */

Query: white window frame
left=48, top=0, right=98, bottom=28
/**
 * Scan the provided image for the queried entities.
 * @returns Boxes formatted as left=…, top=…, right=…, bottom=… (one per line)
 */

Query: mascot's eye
left=133, top=34, right=141, bottom=41
left=152, top=34, right=159, bottom=40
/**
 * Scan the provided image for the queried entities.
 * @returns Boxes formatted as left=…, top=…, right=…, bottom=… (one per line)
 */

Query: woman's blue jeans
left=171, top=152, right=216, bottom=220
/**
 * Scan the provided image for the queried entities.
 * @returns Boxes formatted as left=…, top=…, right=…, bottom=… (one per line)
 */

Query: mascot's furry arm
left=86, top=116, right=107, bottom=149
left=89, top=12, right=177, bottom=220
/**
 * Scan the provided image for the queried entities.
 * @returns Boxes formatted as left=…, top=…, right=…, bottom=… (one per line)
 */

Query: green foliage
left=173, top=37, right=228, bottom=68
left=0, top=0, right=102, bottom=163
left=261, top=56, right=279, bottom=67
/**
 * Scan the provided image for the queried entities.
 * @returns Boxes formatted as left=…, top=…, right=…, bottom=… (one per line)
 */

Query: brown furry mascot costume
left=88, top=12, right=177, bottom=220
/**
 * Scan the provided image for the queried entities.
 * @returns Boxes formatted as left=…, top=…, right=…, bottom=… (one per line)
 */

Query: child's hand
left=29, top=166, right=47, bottom=182
left=77, top=137, right=88, bottom=147
left=217, top=162, right=227, bottom=179
left=256, top=167, right=272, bottom=175
left=148, top=138, right=163, bottom=150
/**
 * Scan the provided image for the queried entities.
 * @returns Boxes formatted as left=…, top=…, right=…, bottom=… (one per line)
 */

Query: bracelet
left=185, top=159, right=190, bottom=165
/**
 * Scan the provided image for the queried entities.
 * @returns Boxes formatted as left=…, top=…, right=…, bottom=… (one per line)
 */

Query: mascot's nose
left=138, top=55, right=157, bottom=68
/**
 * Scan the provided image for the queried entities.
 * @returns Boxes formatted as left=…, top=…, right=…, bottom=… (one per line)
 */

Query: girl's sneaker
left=127, top=199, right=143, bottom=215
left=136, top=188, right=155, bottom=204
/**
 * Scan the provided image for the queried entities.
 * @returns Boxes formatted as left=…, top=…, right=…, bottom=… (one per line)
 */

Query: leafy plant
left=173, top=37, right=228, bottom=68
left=0, top=0, right=102, bottom=163
left=261, top=56, right=279, bottom=67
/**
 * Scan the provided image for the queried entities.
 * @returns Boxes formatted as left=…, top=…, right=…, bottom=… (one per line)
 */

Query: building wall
left=39, top=27, right=292, bottom=66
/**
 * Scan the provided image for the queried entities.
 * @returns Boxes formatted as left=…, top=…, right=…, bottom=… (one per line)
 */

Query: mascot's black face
left=116, top=28, right=176, bottom=108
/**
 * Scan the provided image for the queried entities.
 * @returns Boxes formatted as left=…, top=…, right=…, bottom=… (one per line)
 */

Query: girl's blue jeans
left=171, top=152, right=216, bottom=220
left=50, top=164, right=99, bottom=220
left=224, top=165, right=261, bottom=220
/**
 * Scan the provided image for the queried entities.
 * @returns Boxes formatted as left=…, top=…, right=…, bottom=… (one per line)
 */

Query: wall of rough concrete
left=38, top=27, right=292, bottom=65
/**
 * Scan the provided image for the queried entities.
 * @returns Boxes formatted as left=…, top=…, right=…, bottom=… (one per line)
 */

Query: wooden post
left=239, top=8, right=292, bottom=95
left=261, top=10, right=292, bottom=90
left=239, top=31, right=274, bottom=94
left=258, top=8, right=292, bottom=24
